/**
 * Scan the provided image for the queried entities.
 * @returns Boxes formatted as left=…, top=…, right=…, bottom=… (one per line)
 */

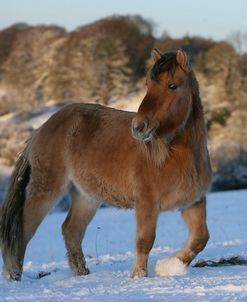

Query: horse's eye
left=168, top=83, right=177, bottom=90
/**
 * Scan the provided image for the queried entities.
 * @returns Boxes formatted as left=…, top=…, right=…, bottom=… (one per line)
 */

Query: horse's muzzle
left=131, top=119, right=158, bottom=142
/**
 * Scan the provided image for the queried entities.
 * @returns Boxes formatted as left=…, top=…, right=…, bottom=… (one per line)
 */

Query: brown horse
left=0, top=49, right=212, bottom=281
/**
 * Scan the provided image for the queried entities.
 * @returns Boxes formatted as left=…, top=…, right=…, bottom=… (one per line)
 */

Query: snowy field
left=0, top=189, right=247, bottom=302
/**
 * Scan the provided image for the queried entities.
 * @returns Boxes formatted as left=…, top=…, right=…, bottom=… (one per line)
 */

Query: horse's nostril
left=135, top=121, right=147, bottom=133
left=136, top=122, right=145, bottom=132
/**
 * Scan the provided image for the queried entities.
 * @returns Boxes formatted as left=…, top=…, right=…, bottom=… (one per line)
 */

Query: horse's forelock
left=150, top=52, right=178, bottom=81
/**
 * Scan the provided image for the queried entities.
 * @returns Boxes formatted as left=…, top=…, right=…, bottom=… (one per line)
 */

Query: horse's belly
left=73, top=172, right=134, bottom=209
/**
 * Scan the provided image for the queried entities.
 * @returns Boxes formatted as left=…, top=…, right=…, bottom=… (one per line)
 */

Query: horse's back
left=32, top=103, right=134, bottom=150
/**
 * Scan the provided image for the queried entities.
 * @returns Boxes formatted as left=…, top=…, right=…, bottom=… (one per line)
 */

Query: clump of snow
left=155, top=256, right=187, bottom=276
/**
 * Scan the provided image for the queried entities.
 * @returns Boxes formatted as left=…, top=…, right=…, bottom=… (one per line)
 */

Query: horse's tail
left=0, top=142, right=31, bottom=253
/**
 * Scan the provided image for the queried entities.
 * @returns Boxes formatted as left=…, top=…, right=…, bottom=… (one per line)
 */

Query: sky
left=0, top=0, right=246, bottom=41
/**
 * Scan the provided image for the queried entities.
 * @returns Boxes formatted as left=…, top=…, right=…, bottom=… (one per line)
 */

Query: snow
left=22, top=104, right=61, bottom=130
left=1, top=189, right=247, bottom=301
left=155, top=257, right=187, bottom=276
left=0, top=104, right=59, bottom=129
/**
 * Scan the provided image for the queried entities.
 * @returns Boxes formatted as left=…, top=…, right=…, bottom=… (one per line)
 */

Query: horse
left=0, top=49, right=212, bottom=281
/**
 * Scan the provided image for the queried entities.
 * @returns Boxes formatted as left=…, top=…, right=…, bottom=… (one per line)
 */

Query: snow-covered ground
left=0, top=189, right=247, bottom=301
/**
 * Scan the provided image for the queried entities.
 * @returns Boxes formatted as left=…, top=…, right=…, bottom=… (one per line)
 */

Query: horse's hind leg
left=155, top=197, right=209, bottom=276
left=62, top=185, right=99, bottom=275
left=14, top=168, right=67, bottom=279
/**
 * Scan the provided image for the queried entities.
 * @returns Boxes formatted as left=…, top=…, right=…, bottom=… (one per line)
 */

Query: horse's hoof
left=82, top=267, right=90, bottom=275
left=11, top=272, right=22, bottom=281
left=131, top=267, right=147, bottom=278
left=75, top=266, right=90, bottom=276
left=2, top=269, right=22, bottom=281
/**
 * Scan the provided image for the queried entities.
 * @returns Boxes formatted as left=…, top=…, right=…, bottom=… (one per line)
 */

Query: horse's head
left=132, top=49, right=193, bottom=143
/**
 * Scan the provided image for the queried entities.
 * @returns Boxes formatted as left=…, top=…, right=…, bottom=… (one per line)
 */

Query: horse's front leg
left=131, top=197, right=158, bottom=278
left=155, top=197, right=209, bottom=276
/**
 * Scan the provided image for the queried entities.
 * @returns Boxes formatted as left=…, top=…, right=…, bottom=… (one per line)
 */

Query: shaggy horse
left=0, top=49, right=212, bottom=281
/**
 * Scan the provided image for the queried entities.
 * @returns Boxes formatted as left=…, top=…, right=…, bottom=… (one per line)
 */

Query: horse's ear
left=152, top=48, right=162, bottom=63
left=176, top=49, right=189, bottom=72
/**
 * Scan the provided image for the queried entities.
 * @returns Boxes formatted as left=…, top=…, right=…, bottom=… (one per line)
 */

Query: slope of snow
left=1, top=190, right=247, bottom=301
